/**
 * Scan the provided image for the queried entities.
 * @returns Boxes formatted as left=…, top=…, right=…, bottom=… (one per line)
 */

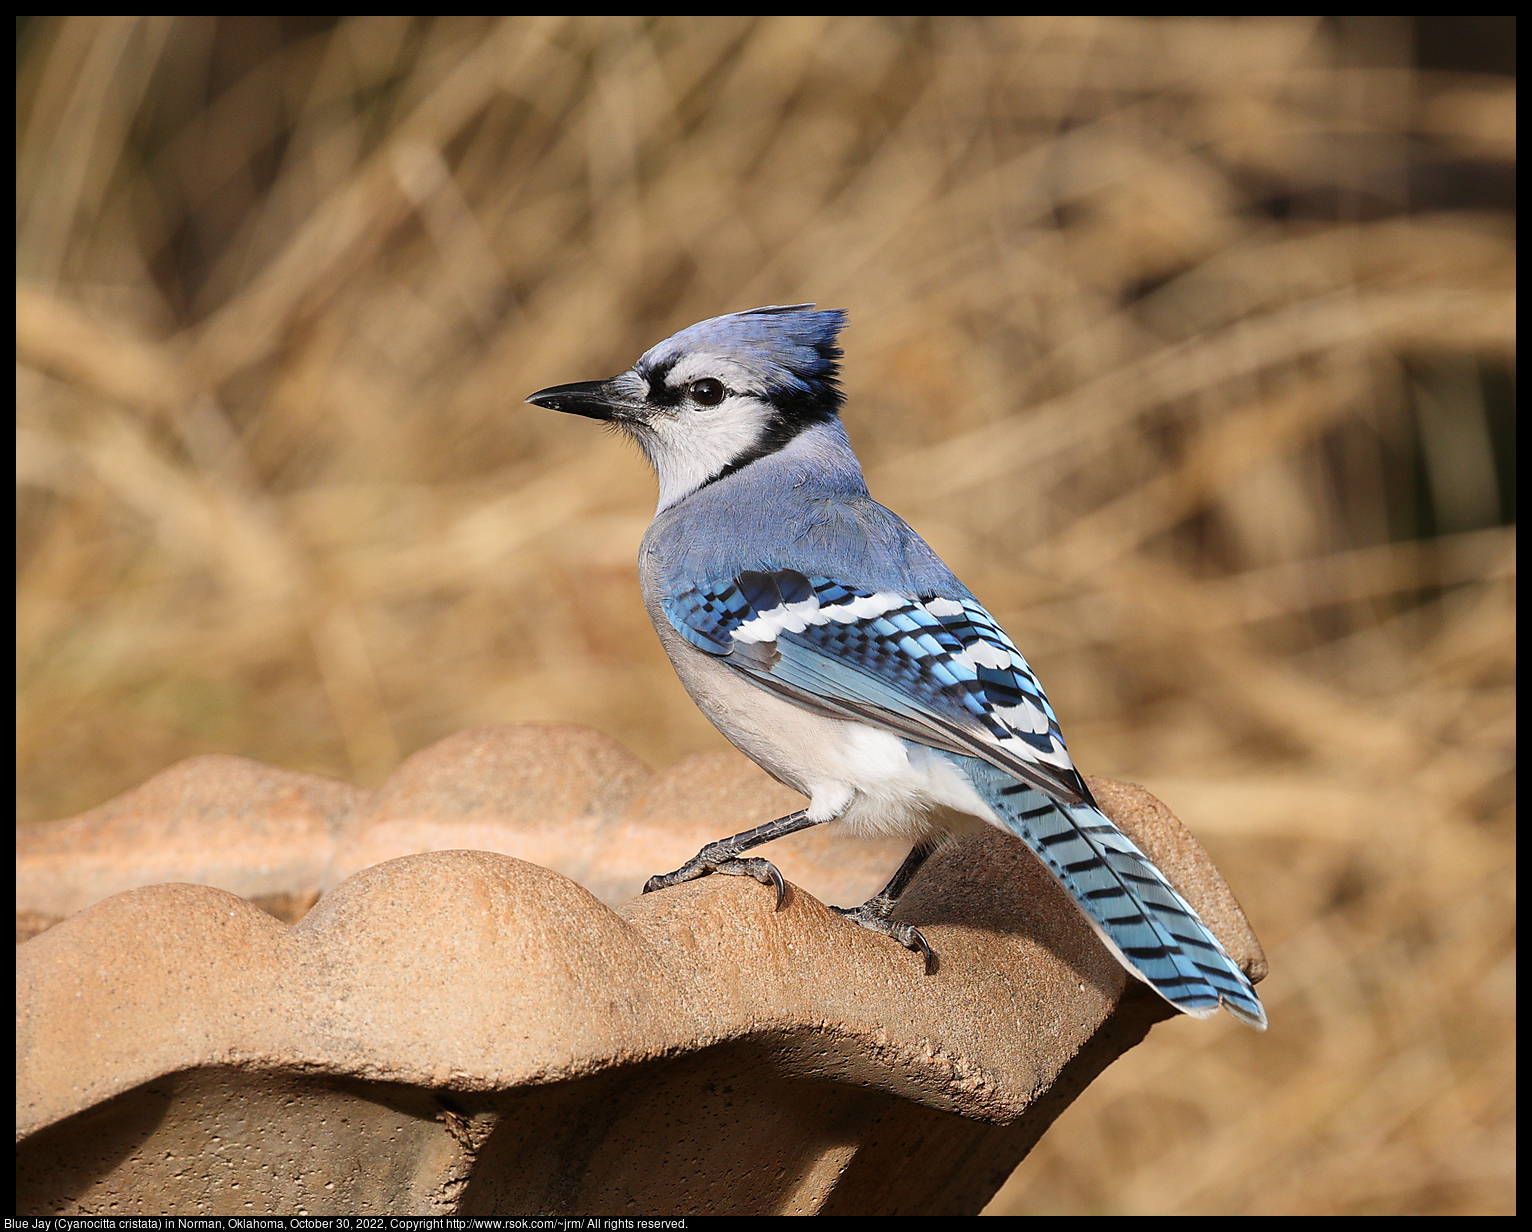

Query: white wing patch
left=999, top=700, right=1053, bottom=735
left=733, top=589, right=906, bottom=642
left=955, top=640, right=1013, bottom=670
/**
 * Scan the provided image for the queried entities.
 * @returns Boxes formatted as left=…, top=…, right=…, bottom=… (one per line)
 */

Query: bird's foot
left=643, top=851, right=786, bottom=909
left=831, top=902, right=936, bottom=975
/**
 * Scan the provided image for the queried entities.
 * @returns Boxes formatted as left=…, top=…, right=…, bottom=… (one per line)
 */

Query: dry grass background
left=15, top=16, right=1514, bottom=1215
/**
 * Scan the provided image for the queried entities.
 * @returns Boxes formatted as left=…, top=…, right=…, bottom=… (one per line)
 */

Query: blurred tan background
left=15, top=16, right=1514, bottom=1215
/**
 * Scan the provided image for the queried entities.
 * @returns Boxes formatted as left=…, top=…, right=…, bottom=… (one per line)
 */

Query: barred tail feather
left=966, top=761, right=1267, bottom=1029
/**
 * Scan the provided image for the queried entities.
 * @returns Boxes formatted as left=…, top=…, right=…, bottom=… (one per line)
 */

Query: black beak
left=525, top=378, right=632, bottom=422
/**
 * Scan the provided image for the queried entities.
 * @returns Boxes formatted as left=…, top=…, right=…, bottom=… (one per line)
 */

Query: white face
left=622, top=352, right=780, bottom=513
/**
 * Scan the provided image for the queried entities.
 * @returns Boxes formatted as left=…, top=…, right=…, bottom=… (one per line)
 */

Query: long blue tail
left=961, top=757, right=1266, bottom=1029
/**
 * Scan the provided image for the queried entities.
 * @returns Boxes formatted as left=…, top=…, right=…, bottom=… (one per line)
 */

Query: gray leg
left=643, top=809, right=820, bottom=909
left=832, top=839, right=939, bottom=974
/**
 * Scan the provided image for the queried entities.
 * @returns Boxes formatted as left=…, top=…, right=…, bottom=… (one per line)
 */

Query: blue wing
left=662, top=567, right=1267, bottom=1028
left=663, top=567, right=1090, bottom=804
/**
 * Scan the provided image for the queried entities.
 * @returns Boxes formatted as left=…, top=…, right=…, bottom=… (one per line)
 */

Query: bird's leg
left=832, top=838, right=939, bottom=974
left=643, top=808, right=821, bottom=908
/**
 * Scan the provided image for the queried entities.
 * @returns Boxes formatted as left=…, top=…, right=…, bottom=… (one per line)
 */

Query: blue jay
left=528, top=305, right=1265, bottom=1028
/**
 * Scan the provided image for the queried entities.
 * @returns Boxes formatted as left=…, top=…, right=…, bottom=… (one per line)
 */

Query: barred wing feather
left=662, top=566, right=1266, bottom=1028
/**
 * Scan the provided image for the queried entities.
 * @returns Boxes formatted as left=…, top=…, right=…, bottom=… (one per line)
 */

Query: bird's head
left=527, top=304, right=847, bottom=511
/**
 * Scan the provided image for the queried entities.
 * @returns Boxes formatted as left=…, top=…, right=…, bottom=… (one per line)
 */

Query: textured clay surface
left=15, top=723, right=1265, bottom=1214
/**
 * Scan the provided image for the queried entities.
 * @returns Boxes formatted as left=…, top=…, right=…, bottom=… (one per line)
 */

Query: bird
left=527, top=304, right=1266, bottom=1029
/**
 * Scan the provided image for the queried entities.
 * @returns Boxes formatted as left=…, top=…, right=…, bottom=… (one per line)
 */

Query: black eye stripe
left=644, top=362, right=684, bottom=406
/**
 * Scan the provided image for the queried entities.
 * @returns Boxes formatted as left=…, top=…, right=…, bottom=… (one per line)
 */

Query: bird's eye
left=689, top=378, right=725, bottom=407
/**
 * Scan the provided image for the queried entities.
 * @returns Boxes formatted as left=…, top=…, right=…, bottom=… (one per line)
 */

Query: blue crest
left=637, top=304, right=847, bottom=411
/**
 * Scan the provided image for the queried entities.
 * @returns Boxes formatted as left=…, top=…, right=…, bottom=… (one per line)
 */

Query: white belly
left=646, top=592, right=999, bottom=840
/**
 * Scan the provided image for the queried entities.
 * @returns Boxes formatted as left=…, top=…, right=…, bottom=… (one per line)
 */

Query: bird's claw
left=906, top=926, right=936, bottom=976
left=643, top=855, right=787, bottom=910
left=716, top=857, right=787, bottom=908
left=832, top=903, right=937, bottom=975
